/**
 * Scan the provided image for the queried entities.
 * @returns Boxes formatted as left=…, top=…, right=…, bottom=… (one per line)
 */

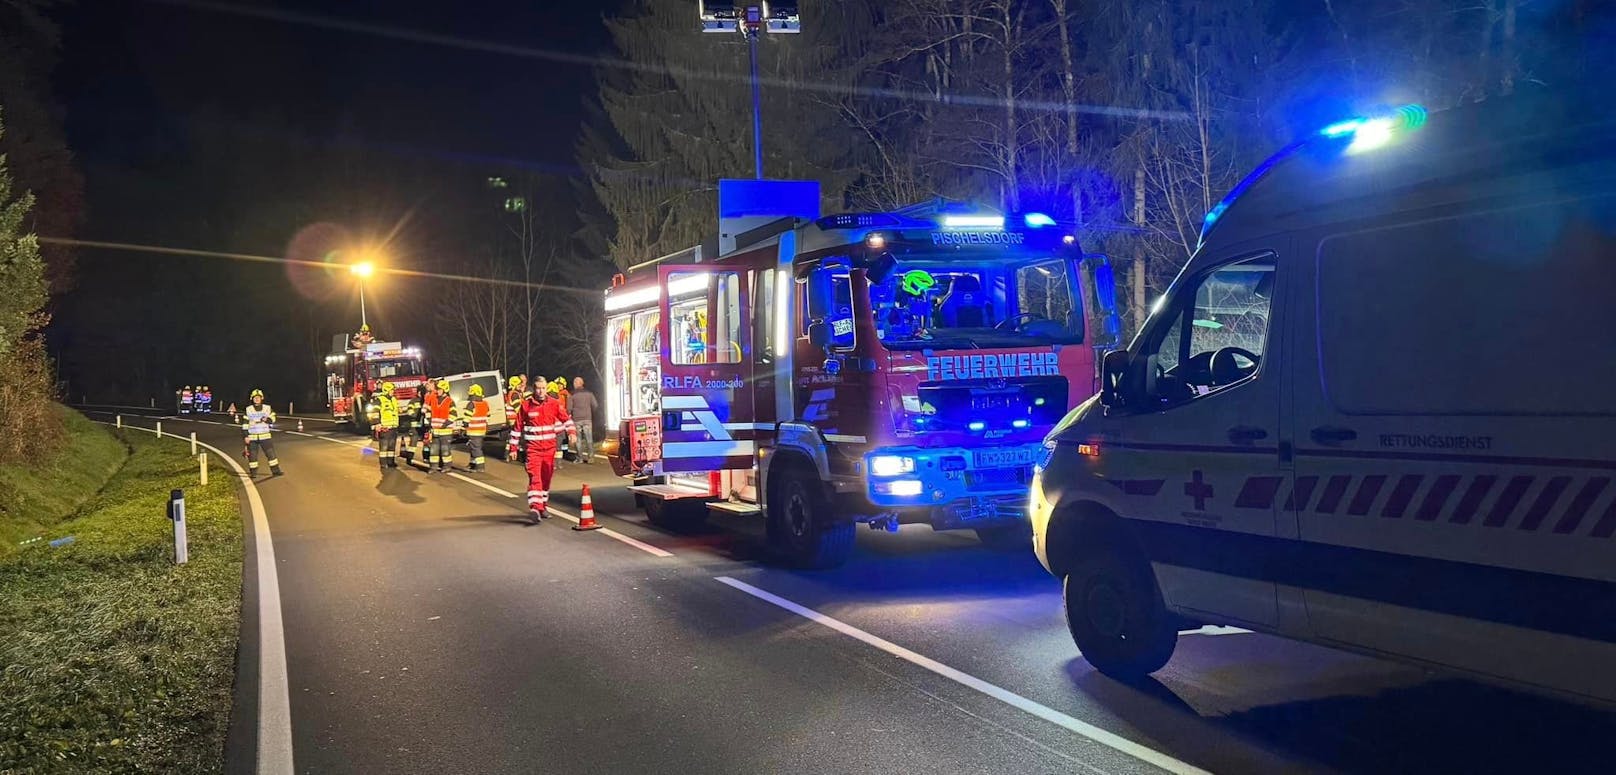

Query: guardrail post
left=168, top=489, right=189, bottom=565
left=155, top=421, right=162, bottom=438
left=199, top=453, right=208, bottom=486
left=116, top=414, right=122, bottom=429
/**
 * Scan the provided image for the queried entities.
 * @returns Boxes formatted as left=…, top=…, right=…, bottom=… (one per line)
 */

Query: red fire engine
left=323, top=336, right=428, bottom=432
left=604, top=181, right=1119, bottom=568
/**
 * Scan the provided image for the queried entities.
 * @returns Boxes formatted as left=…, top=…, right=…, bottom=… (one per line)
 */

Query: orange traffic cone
left=297, top=419, right=304, bottom=432
left=573, top=484, right=602, bottom=531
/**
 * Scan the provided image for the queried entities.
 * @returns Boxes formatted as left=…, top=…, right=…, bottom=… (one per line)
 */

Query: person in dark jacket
left=569, top=377, right=598, bottom=464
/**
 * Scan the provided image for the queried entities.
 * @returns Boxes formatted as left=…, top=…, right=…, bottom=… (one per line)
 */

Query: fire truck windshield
left=845, top=253, right=1084, bottom=350
left=369, top=359, right=422, bottom=378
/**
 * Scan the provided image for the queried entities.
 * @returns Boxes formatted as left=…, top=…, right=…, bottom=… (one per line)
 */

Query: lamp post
left=698, top=3, right=801, bottom=179
left=350, top=260, right=375, bottom=329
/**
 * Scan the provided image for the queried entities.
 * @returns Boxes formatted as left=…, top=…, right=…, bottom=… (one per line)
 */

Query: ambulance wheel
left=1063, top=548, right=1176, bottom=681
left=767, top=467, right=854, bottom=569
left=975, top=524, right=1031, bottom=550
left=644, top=499, right=706, bottom=531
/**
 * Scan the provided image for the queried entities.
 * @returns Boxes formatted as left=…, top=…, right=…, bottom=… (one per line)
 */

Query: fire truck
left=603, top=180, right=1119, bottom=568
left=323, top=336, right=428, bottom=432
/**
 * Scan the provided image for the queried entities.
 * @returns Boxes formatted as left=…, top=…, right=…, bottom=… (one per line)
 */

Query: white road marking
left=713, top=576, right=1210, bottom=775
left=546, top=506, right=674, bottom=558
left=448, top=472, right=517, bottom=498
left=445, top=472, right=674, bottom=557
left=94, top=420, right=294, bottom=774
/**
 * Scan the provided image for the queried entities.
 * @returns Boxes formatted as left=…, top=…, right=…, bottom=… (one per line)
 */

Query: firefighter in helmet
left=242, top=389, right=284, bottom=477
left=423, top=378, right=460, bottom=473
left=462, top=383, right=491, bottom=472
left=374, top=381, right=401, bottom=471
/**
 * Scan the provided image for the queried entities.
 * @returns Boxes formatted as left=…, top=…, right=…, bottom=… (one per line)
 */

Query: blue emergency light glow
left=942, top=214, right=1005, bottom=230
left=968, top=421, right=986, bottom=432
left=1023, top=212, right=1057, bottom=228
left=1012, top=419, right=1030, bottom=429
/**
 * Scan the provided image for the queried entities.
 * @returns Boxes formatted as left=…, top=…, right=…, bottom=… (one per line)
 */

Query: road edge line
left=95, top=420, right=295, bottom=774
left=712, top=576, right=1209, bottom=775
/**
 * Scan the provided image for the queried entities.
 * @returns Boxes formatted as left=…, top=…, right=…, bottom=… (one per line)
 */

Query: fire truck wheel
left=644, top=499, right=707, bottom=531
left=974, top=524, right=1031, bottom=550
left=767, top=468, right=854, bottom=569
left=1062, top=547, right=1177, bottom=682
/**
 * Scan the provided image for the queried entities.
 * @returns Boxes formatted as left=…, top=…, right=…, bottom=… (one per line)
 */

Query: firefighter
left=503, top=375, right=529, bottom=465
left=242, top=389, right=284, bottom=477
left=510, top=381, right=575, bottom=522
left=463, top=383, right=491, bottom=472
left=180, top=385, right=194, bottom=414
left=351, top=323, right=375, bottom=350
left=399, top=393, right=424, bottom=464
left=550, top=378, right=573, bottom=462
left=374, top=381, right=401, bottom=471
left=423, top=379, right=460, bottom=473
left=198, top=385, right=212, bottom=414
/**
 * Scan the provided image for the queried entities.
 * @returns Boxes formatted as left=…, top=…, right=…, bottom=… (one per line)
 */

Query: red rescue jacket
left=510, top=394, right=574, bottom=454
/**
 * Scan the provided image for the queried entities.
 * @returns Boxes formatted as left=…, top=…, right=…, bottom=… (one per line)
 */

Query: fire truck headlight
left=868, top=454, right=916, bottom=477
left=888, top=480, right=923, bottom=497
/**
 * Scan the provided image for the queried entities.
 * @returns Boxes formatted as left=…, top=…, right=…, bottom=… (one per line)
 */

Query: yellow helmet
left=250, top=389, right=264, bottom=399
left=468, top=383, right=484, bottom=397
left=381, top=381, right=395, bottom=395
left=546, top=382, right=561, bottom=397
left=508, top=375, right=522, bottom=388
left=361, top=323, right=371, bottom=332
left=436, top=379, right=450, bottom=392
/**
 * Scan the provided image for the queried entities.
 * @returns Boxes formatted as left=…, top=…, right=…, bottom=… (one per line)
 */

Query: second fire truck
left=323, top=337, right=429, bottom=433
left=604, top=185, right=1118, bottom=568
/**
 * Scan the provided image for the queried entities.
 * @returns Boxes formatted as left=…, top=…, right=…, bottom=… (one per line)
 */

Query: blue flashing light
left=1023, top=212, right=1057, bottom=228
left=1319, top=118, right=1364, bottom=138
left=1012, top=419, right=1030, bottom=429
left=968, top=421, right=986, bottom=432
left=942, top=214, right=1005, bottom=230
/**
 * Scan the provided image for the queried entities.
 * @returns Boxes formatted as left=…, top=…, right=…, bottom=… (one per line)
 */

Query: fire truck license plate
left=973, top=447, right=1035, bottom=469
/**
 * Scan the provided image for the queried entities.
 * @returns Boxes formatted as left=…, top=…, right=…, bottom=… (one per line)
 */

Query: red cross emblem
left=1185, top=470, right=1214, bottom=510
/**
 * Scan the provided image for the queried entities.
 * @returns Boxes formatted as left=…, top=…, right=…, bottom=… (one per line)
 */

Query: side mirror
left=822, top=357, right=842, bottom=376
left=1099, top=349, right=1131, bottom=408
left=807, top=269, right=834, bottom=320
left=807, top=321, right=830, bottom=349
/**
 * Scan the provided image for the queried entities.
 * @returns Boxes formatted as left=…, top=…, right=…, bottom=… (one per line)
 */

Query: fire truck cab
left=605, top=183, right=1117, bottom=568
left=324, top=338, right=428, bottom=432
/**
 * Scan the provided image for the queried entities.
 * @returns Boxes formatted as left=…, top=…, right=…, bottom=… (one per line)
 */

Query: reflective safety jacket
left=424, top=392, right=461, bottom=436
left=375, top=394, right=401, bottom=429
left=242, top=404, right=276, bottom=440
left=510, top=395, right=574, bottom=455
left=504, top=389, right=524, bottom=427
left=464, top=398, right=489, bottom=436
left=181, top=390, right=193, bottom=404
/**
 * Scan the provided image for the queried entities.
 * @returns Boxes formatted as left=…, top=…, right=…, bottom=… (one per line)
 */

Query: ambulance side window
left=1141, top=253, right=1275, bottom=404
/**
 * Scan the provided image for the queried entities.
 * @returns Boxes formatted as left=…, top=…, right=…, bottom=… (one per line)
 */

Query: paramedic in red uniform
left=509, top=382, right=575, bottom=523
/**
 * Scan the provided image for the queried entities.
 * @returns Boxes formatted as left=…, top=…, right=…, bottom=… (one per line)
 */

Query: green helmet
left=899, top=269, right=936, bottom=297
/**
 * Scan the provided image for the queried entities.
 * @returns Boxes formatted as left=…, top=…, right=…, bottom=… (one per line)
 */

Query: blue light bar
left=942, top=215, right=1004, bottom=230
left=1023, top=212, right=1057, bottom=228
left=968, top=421, right=986, bottom=432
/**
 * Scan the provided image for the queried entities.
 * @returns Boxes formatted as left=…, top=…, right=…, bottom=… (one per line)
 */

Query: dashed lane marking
left=714, top=576, right=1211, bottom=775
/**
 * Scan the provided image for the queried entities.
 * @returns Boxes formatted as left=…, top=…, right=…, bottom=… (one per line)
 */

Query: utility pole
left=699, top=3, right=801, bottom=180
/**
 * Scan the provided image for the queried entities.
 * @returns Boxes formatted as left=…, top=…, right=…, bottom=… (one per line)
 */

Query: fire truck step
left=707, top=500, right=762, bottom=516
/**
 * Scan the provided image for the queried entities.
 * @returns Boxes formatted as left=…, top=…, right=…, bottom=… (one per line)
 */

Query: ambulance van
left=1030, top=94, right=1616, bottom=705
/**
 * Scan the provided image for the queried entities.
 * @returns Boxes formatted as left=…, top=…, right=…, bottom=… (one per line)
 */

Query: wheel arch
left=1043, top=500, right=1144, bottom=578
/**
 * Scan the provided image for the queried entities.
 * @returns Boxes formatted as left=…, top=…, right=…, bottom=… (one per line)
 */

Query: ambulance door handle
left=1309, top=426, right=1357, bottom=445
left=1227, top=426, right=1268, bottom=444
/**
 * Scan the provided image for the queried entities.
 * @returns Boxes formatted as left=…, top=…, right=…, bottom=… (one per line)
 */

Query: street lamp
left=350, top=261, right=375, bottom=328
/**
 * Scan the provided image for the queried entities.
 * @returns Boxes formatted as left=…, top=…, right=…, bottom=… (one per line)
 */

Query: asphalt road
left=84, top=408, right=1616, bottom=774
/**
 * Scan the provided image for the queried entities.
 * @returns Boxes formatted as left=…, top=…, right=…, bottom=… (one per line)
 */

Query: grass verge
left=0, top=423, right=243, bottom=774
left=0, top=407, right=129, bottom=559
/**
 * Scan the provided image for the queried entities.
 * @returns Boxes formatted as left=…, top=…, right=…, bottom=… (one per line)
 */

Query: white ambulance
left=1030, top=95, right=1616, bottom=705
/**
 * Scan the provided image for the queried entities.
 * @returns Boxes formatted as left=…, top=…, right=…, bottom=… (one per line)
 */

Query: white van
left=1030, top=96, right=1616, bottom=706
left=441, top=370, right=508, bottom=449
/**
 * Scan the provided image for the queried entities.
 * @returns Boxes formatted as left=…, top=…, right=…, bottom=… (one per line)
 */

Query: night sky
left=48, top=0, right=626, bottom=404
